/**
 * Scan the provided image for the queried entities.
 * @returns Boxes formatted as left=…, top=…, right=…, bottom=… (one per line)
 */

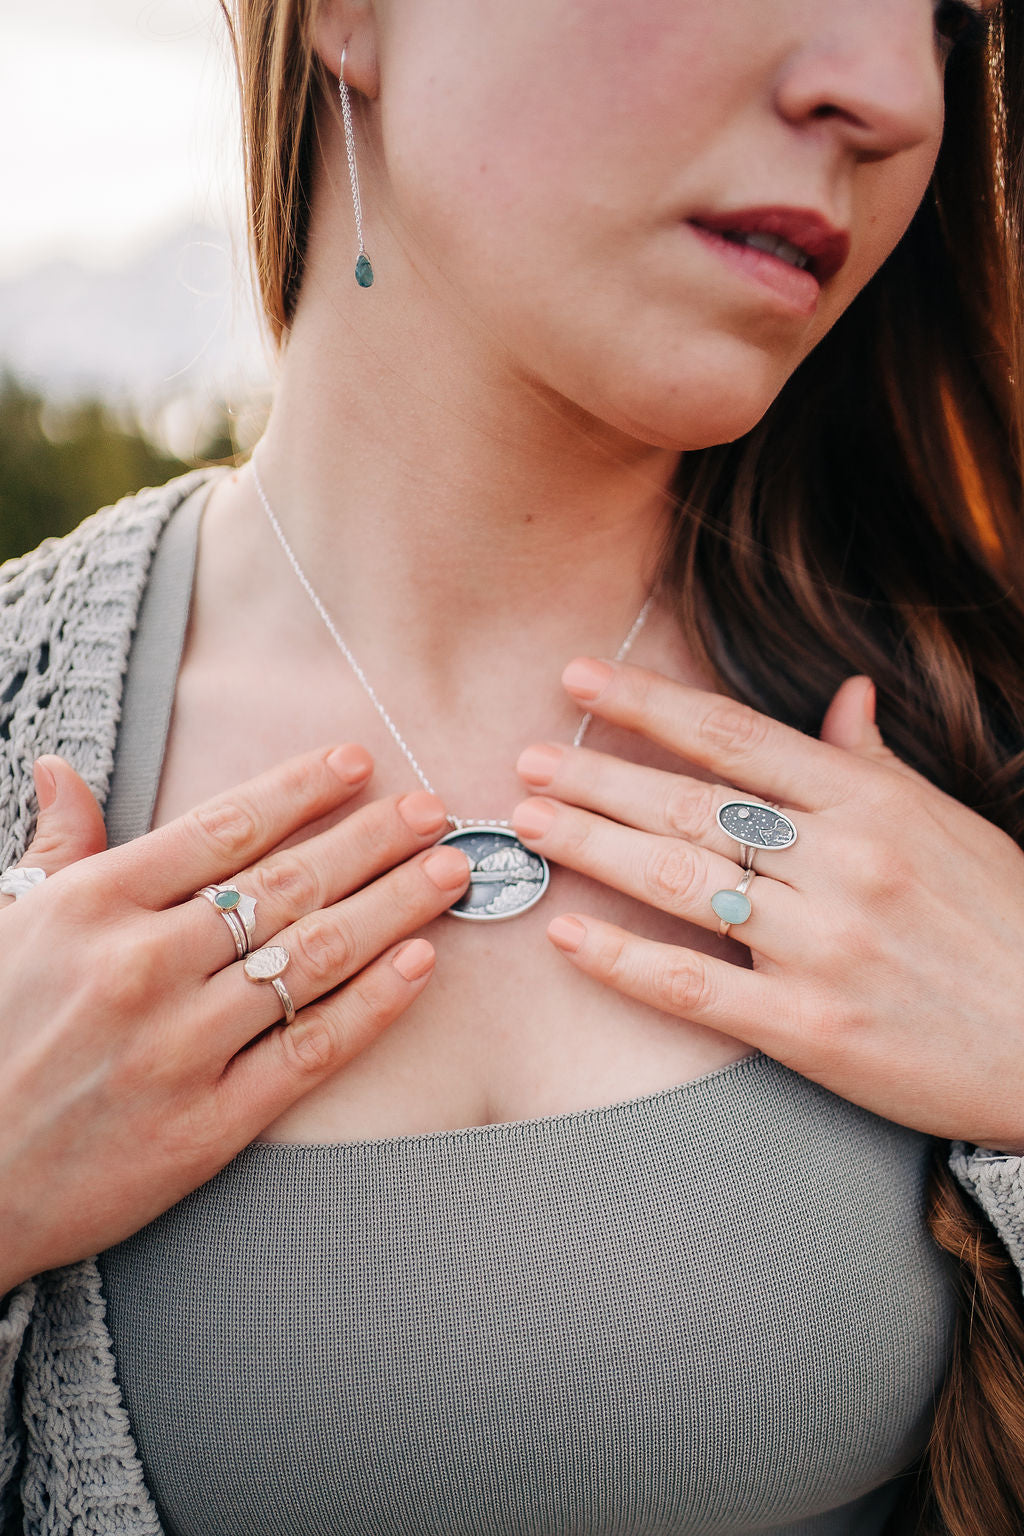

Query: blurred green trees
left=0, top=372, right=240, bottom=566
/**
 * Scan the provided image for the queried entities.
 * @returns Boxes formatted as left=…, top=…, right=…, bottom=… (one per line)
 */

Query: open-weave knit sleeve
left=0, top=473, right=210, bottom=1533
left=0, top=1283, right=35, bottom=1535
left=0, top=472, right=209, bottom=870
left=949, top=1144, right=1024, bottom=1297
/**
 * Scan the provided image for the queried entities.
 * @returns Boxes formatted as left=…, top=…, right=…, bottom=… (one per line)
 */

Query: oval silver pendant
left=717, top=800, right=798, bottom=850
left=438, top=825, right=550, bottom=921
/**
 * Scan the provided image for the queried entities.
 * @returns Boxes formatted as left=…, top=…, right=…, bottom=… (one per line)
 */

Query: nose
left=773, top=0, right=946, bottom=160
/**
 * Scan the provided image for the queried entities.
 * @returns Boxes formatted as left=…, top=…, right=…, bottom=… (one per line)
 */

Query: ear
left=312, top=0, right=380, bottom=100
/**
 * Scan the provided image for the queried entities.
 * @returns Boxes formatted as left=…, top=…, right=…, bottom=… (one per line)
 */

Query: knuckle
left=554, top=812, right=593, bottom=860
left=646, top=842, right=701, bottom=909
left=85, top=928, right=162, bottom=1019
left=256, top=855, right=318, bottom=911
left=821, top=908, right=877, bottom=973
left=867, top=849, right=915, bottom=906
left=600, top=929, right=633, bottom=987
left=389, top=879, right=431, bottom=929
left=662, top=954, right=714, bottom=1017
left=44, top=860, right=106, bottom=920
left=811, top=992, right=868, bottom=1050
left=189, top=799, right=259, bottom=864
left=841, top=833, right=913, bottom=907
left=698, top=699, right=768, bottom=757
left=290, top=913, right=353, bottom=984
left=281, top=1014, right=335, bottom=1075
left=663, top=782, right=718, bottom=841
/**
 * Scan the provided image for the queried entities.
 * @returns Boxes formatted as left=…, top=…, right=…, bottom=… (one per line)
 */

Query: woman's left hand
left=511, top=658, right=1024, bottom=1151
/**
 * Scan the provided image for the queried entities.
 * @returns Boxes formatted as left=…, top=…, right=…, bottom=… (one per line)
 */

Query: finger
left=561, top=659, right=863, bottom=812
left=510, top=795, right=803, bottom=958
left=107, top=743, right=375, bottom=908
left=201, top=844, right=470, bottom=1056
left=515, top=740, right=807, bottom=880
left=0, top=757, right=108, bottom=908
left=544, top=910, right=794, bottom=1057
left=178, top=790, right=452, bottom=973
left=819, top=675, right=923, bottom=782
left=215, top=938, right=437, bottom=1135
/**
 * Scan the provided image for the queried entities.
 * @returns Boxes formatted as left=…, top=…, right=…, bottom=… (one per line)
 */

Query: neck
left=251, top=293, right=680, bottom=685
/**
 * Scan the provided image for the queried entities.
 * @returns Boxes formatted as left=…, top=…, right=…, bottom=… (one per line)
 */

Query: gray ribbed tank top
left=98, top=480, right=957, bottom=1536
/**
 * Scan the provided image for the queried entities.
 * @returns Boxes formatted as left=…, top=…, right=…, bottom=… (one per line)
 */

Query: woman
left=1, top=0, right=1022, bottom=1531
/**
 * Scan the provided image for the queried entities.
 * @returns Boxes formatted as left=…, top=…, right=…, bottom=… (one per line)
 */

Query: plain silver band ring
left=270, top=976, right=296, bottom=1026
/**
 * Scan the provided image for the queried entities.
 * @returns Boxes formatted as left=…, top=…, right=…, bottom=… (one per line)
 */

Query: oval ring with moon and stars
left=716, top=800, right=798, bottom=851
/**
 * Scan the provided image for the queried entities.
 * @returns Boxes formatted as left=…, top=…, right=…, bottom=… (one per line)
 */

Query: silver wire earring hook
left=339, top=44, right=374, bottom=287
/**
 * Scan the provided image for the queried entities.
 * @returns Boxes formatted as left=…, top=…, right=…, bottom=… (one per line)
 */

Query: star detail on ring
left=717, top=801, right=797, bottom=850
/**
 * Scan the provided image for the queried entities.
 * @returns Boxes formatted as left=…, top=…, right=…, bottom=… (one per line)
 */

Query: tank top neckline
left=246, top=1049, right=764, bottom=1154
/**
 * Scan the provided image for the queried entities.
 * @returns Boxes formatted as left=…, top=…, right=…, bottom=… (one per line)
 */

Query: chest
left=151, top=640, right=753, bottom=1144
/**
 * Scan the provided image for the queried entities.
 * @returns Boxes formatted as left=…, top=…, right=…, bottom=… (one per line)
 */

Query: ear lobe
left=312, top=1, right=380, bottom=100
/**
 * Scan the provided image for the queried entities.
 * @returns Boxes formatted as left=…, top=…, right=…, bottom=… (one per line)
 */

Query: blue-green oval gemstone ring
left=214, top=889, right=241, bottom=911
left=711, top=888, right=752, bottom=925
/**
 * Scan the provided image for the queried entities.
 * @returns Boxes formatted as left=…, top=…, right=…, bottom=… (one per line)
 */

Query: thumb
left=21, top=755, right=108, bottom=871
left=819, top=676, right=894, bottom=762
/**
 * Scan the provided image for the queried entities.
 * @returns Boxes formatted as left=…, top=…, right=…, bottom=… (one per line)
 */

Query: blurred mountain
left=0, top=223, right=271, bottom=451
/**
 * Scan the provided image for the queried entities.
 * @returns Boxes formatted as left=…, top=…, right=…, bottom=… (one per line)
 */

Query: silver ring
left=717, top=799, right=797, bottom=851
left=712, top=864, right=756, bottom=937
left=0, top=866, right=47, bottom=900
left=243, top=945, right=296, bottom=1025
left=196, top=883, right=258, bottom=958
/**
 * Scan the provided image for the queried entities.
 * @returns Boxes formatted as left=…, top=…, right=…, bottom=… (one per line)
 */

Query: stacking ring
left=0, top=866, right=47, bottom=900
left=717, top=799, right=798, bottom=851
left=712, top=865, right=756, bottom=937
left=195, top=882, right=257, bottom=959
left=243, top=944, right=296, bottom=1025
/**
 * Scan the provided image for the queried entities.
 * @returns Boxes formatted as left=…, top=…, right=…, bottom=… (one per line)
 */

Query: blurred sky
left=0, top=0, right=243, bottom=279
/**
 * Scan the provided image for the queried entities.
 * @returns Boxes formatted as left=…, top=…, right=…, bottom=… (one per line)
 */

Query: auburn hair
left=219, top=3, right=1024, bottom=1530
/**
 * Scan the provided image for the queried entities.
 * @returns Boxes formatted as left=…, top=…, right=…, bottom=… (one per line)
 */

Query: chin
left=605, top=360, right=792, bottom=453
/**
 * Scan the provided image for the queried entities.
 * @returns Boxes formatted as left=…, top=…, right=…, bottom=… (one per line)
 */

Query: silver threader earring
left=339, top=46, right=374, bottom=287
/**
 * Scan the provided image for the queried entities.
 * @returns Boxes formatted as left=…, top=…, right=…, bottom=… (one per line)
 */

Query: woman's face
left=366, top=0, right=984, bottom=449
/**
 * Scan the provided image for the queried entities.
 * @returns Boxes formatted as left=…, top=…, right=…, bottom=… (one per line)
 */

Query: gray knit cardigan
left=0, top=471, right=1021, bottom=1536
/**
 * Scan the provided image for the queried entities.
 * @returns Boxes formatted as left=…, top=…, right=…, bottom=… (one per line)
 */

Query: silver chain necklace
left=250, top=456, right=653, bottom=922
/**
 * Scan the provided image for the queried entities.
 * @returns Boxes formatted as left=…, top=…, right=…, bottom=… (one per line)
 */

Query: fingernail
left=511, top=798, right=557, bottom=841
left=516, top=743, right=563, bottom=786
left=327, top=744, right=373, bottom=785
left=423, top=847, right=471, bottom=890
left=32, top=759, right=57, bottom=812
left=562, top=658, right=613, bottom=701
left=392, top=938, right=435, bottom=981
left=548, top=915, right=586, bottom=952
left=398, top=792, right=448, bottom=836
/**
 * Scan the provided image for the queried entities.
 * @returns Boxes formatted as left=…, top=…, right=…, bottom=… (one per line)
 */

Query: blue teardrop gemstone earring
left=340, top=46, right=374, bottom=287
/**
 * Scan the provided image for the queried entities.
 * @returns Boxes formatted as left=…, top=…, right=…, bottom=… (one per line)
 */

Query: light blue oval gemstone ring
left=711, top=865, right=756, bottom=937
left=711, top=887, right=752, bottom=926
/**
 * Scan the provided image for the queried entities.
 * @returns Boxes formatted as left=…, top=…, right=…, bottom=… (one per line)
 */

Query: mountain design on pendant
left=437, top=826, right=550, bottom=921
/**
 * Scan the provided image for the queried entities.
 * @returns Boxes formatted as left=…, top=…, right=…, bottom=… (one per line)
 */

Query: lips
left=687, top=207, right=851, bottom=285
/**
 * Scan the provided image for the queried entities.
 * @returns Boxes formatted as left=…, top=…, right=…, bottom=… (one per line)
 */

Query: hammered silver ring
left=0, top=866, right=47, bottom=901
left=243, top=944, right=296, bottom=1025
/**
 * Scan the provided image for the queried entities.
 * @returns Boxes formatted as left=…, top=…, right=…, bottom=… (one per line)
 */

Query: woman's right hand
left=0, top=745, right=470, bottom=1295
